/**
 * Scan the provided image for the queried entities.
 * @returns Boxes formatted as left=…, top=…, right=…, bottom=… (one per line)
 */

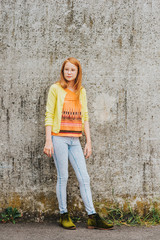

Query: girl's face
left=63, top=61, right=78, bottom=83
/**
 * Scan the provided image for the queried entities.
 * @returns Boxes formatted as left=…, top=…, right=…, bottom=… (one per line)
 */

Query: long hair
left=58, top=57, right=82, bottom=96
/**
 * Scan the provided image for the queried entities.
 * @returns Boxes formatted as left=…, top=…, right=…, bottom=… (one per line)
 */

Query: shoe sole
left=87, top=226, right=114, bottom=230
left=63, top=226, right=76, bottom=230
left=60, top=223, right=76, bottom=230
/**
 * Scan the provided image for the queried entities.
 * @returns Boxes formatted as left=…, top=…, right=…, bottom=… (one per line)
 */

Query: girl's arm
left=43, top=126, right=54, bottom=157
left=84, top=121, right=92, bottom=158
left=44, top=85, right=56, bottom=157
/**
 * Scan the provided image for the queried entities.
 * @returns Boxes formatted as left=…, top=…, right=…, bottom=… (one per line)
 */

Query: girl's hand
left=84, top=141, right=92, bottom=158
left=43, top=140, right=54, bottom=157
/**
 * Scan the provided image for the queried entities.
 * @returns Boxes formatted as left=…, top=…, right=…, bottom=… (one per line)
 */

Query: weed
left=0, top=207, right=22, bottom=224
left=72, top=216, right=82, bottom=223
left=104, top=204, right=160, bottom=226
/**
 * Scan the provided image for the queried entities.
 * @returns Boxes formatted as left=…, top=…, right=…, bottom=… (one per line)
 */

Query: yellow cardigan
left=45, top=83, right=89, bottom=133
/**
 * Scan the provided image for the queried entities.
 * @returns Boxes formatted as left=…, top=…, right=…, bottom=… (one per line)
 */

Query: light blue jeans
left=52, top=135, right=96, bottom=215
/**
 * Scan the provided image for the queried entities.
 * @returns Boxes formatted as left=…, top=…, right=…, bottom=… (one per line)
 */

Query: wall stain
left=89, top=16, right=93, bottom=28
left=118, top=35, right=122, bottom=48
left=116, top=99, right=119, bottom=126
left=1, top=194, right=160, bottom=218
left=12, top=158, right=15, bottom=173
left=66, top=0, right=74, bottom=26
left=148, top=133, right=154, bottom=196
left=49, top=52, right=53, bottom=65
left=6, top=108, right=10, bottom=140
left=124, top=90, right=127, bottom=130
left=142, top=162, right=147, bottom=198
left=0, top=163, right=4, bottom=180
left=1, top=97, right=5, bottom=110
left=129, top=34, right=134, bottom=46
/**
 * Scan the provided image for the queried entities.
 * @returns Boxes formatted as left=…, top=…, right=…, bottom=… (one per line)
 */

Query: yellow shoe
left=60, top=212, right=76, bottom=230
left=87, top=213, right=114, bottom=230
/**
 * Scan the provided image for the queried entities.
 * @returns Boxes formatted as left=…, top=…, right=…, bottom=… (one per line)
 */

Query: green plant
left=0, top=207, right=22, bottom=224
left=143, top=208, right=160, bottom=225
left=71, top=216, right=81, bottom=223
left=104, top=205, right=160, bottom=226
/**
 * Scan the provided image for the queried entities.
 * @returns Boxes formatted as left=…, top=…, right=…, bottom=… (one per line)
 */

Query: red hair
left=58, top=57, right=82, bottom=96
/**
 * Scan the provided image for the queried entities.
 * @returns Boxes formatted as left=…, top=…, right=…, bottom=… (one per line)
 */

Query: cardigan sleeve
left=45, top=85, right=57, bottom=126
left=82, top=88, right=89, bottom=122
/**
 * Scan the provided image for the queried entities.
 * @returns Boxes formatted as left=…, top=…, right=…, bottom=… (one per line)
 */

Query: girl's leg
left=52, top=136, right=69, bottom=214
left=68, top=137, right=96, bottom=215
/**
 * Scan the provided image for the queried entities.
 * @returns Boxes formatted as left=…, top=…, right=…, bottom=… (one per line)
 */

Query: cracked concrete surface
left=1, top=0, right=160, bottom=216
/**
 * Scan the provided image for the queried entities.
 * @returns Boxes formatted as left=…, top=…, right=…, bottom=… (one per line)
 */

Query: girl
left=43, top=57, right=113, bottom=230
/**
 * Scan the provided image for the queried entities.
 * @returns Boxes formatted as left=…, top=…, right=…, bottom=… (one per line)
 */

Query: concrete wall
left=1, top=0, right=160, bottom=219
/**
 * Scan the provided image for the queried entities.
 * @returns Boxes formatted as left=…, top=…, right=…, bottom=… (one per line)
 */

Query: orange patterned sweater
left=52, top=88, right=82, bottom=137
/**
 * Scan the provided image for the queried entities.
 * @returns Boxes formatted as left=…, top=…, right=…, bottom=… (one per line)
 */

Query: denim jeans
left=52, top=135, right=96, bottom=215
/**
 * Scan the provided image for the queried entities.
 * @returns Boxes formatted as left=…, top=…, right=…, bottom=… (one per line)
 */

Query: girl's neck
left=67, top=81, right=75, bottom=91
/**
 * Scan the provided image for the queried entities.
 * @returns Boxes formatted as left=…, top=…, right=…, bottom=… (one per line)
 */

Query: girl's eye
left=64, top=68, right=76, bottom=71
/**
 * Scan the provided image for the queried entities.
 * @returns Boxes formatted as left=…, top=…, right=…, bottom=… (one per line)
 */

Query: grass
left=104, top=205, right=160, bottom=226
